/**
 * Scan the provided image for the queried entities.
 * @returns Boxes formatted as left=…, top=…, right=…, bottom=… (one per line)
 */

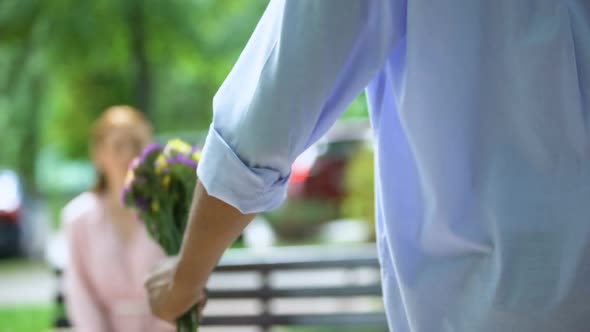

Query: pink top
left=63, top=192, right=174, bottom=332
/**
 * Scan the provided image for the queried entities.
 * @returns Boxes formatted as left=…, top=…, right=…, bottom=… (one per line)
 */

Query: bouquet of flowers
left=122, top=139, right=201, bottom=332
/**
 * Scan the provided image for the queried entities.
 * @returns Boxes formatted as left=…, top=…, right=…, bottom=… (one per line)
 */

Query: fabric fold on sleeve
left=197, top=126, right=290, bottom=214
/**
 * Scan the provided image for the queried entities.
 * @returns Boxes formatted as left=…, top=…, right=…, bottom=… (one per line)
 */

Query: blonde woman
left=63, top=106, right=173, bottom=332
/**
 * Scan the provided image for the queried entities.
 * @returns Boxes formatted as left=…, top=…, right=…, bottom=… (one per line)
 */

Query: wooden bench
left=202, top=244, right=387, bottom=330
left=53, top=244, right=388, bottom=331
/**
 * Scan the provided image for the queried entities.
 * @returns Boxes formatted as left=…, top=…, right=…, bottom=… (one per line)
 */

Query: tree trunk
left=127, top=0, right=152, bottom=119
left=3, top=19, right=39, bottom=193
left=17, top=76, right=42, bottom=194
left=1, top=40, right=32, bottom=94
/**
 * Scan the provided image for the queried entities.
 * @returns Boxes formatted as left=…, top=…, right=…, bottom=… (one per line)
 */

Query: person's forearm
left=173, top=180, right=256, bottom=290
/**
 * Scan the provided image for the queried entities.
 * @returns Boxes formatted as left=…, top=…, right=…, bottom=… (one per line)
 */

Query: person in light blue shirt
left=145, top=1, right=590, bottom=331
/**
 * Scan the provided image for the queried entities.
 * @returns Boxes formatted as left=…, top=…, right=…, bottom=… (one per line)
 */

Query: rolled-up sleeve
left=197, top=0, right=395, bottom=213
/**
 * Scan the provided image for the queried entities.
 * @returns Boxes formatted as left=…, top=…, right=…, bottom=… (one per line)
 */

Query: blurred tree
left=0, top=0, right=370, bottom=195
left=0, top=0, right=268, bottom=190
left=0, top=0, right=43, bottom=191
left=125, top=0, right=151, bottom=115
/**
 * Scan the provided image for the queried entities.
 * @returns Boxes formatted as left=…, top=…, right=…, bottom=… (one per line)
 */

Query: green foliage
left=0, top=0, right=369, bottom=195
left=342, top=92, right=369, bottom=119
left=341, top=147, right=376, bottom=236
left=0, top=0, right=269, bottom=168
left=42, top=0, right=268, bottom=158
left=0, top=305, right=52, bottom=332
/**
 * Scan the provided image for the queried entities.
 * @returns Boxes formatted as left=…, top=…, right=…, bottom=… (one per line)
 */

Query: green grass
left=0, top=305, right=387, bottom=332
left=0, top=305, right=52, bottom=332
left=0, top=259, right=48, bottom=275
left=0, top=260, right=54, bottom=331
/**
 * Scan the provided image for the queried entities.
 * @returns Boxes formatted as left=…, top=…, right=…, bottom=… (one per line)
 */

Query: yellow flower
left=191, top=151, right=201, bottom=163
left=165, top=139, right=192, bottom=157
left=124, top=169, right=135, bottom=187
left=155, top=154, right=168, bottom=174
left=151, top=200, right=160, bottom=213
left=162, top=174, right=171, bottom=190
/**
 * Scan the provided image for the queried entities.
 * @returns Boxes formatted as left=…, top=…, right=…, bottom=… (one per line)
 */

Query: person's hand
left=145, top=256, right=207, bottom=323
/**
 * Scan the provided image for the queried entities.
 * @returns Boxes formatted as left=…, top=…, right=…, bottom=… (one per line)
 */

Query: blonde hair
left=91, top=105, right=152, bottom=192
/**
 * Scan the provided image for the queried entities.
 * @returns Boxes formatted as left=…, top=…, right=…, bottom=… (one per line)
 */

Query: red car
left=262, top=120, right=373, bottom=241
left=0, top=169, right=24, bottom=257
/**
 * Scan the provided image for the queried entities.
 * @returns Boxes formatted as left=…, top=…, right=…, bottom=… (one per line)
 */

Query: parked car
left=0, top=169, right=49, bottom=257
left=262, top=120, right=374, bottom=241
left=0, top=169, right=24, bottom=257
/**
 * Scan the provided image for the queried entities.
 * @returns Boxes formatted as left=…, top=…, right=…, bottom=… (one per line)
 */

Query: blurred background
left=0, top=1, right=377, bottom=331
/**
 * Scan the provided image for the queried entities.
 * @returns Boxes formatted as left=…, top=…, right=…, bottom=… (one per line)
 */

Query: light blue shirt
left=197, top=1, right=590, bottom=331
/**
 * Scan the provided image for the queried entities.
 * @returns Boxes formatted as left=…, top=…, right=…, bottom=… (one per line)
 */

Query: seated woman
left=63, top=106, right=173, bottom=332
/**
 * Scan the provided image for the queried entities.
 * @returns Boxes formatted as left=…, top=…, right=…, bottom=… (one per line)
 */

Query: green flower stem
left=176, top=306, right=199, bottom=332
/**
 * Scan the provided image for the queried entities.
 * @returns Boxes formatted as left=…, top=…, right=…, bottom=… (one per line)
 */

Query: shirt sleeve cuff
left=196, top=127, right=290, bottom=214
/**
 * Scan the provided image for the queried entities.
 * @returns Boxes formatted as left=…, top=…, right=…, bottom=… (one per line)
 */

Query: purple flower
left=121, top=186, right=130, bottom=204
left=140, top=143, right=162, bottom=162
left=168, top=155, right=198, bottom=169
left=135, top=196, right=150, bottom=211
left=129, top=157, right=140, bottom=171
left=190, top=146, right=201, bottom=154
